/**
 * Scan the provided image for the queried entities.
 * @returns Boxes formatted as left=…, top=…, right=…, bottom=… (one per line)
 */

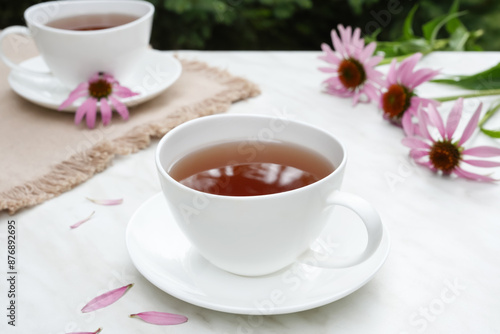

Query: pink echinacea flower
left=381, top=53, right=440, bottom=124
left=319, top=24, right=384, bottom=105
left=402, top=98, right=500, bottom=181
left=59, top=72, right=139, bottom=128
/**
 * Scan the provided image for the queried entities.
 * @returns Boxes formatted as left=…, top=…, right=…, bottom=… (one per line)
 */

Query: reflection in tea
left=169, top=141, right=334, bottom=196
left=46, top=14, right=139, bottom=31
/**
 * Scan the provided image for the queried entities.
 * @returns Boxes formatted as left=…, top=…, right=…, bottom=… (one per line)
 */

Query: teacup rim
left=24, top=0, right=155, bottom=35
left=156, top=114, right=348, bottom=201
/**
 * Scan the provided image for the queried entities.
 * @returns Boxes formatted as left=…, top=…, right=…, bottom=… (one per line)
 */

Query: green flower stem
left=478, top=103, right=499, bottom=128
left=434, top=89, right=500, bottom=102
left=376, top=50, right=433, bottom=66
left=478, top=101, right=500, bottom=138
left=377, top=54, right=413, bottom=66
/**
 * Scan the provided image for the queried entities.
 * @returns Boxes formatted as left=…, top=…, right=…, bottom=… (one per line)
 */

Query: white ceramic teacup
left=0, top=0, right=154, bottom=88
left=156, top=114, right=384, bottom=276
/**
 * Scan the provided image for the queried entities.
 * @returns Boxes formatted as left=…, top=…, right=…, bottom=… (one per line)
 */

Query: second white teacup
left=0, top=0, right=154, bottom=88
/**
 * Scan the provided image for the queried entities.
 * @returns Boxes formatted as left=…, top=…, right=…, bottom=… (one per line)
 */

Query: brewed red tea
left=169, top=141, right=334, bottom=196
left=46, top=14, right=139, bottom=31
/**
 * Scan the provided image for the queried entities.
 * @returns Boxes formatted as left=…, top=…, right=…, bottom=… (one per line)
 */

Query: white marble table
left=1, top=51, right=499, bottom=334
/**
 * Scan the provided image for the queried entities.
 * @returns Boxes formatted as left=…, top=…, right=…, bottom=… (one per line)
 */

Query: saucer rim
left=126, top=193, right=391, bottom=315
left=7, top=49, right=182, bottom=112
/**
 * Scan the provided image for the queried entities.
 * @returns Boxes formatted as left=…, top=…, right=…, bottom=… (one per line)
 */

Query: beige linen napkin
left=0, top=36, right=260, bottom=214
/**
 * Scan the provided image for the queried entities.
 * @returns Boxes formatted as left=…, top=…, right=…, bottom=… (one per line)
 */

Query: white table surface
left=1, top=51, right=499, bottom=334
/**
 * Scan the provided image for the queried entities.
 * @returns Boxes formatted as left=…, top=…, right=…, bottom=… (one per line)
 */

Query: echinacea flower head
left=59, top=72, right=139, bottom=128
left=319, top=24, right=384, bottom=105
left=402, top=98, right=500, bottom=182
left=381, top=53, right=440, bottom=124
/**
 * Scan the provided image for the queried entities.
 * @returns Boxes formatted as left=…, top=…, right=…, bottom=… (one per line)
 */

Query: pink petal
left=402, top=112, right=415, bottom=136
left=365, top=55, right=383, bottom=67
left=74, top=98, right=97, bottom=129
left=85, top=98, right=98, bottom=129
left=318, top=54, right=332, bottom=64
left=81, top=284, right=133, bottom=313
left=426, top=103, right=446, bottom=139
left=59, top=82, right=89, bottom=110
left=112, top=85, right=140, bottom=98
left=101, top=72, right=117, bottom=83
left=462, top=159, right=500, bottom=167
left=331, top=29, right=346, bottom=57
left=403, top=52, right=422, bottom=68
left=402, top=137, right=431, bottom=150
left=88, top=73, right=102, bottom=82
left=110, top=96, right=130, bottom=120
left=410, top=149, right=429, bottom=160
left=365, top=67, right=385, bottom=85
left=418, top=106, right=434, bottom=141
left=318, top=67, right=338, bottom=73
left=454, top=167, right=497, bottom=182
left=70, top=211, right=95, bottom=229
left=323, top=76, right=341, bottom=84
left=462, top=146, right=500, bottom=157
left=74, top=98, right=94, bottom=126
left=72, top=82, right=90, bottom=94
left=446, top=98, right=463, bottom=140
left=130, top=311, right=188, bottom=325
left=397, top=53, right=421, bottom=84
left=358, top=42, right=376, bottom=62
left=100, top=98, right=112, bottom=126
left=325, top=85, right=354, bottom=97
left=351, top=27, right=361, bottom=49
left=407, top=68, right=440, bottom=89
left=338, top=25, right=351, bottom=51
left=415, top=158, right=435, bottom=170
left=351, top=90, right=361, bottom=106
left=411, top=96, right=439, bottom=110
left=405, top=100, right=420, bottom=116
left=66, top=328, right=102, bottom=334
left=320, top=42, right=333, bottom=53
left=324, top=75, right=342, bottom=83
left=385, top=58, right=398, bottom=86
left=320, top=44, right=341, bottom=65
left=458, top=103, right=483, bottom=146
left=86, top=197, right=123, bottom=206
left=362, top=83, right=379, bottom=102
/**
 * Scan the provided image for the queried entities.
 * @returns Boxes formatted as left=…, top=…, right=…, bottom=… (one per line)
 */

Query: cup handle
left=0, top=26, right=51, bottom=77
left=298, top=190, right=383, bottom=268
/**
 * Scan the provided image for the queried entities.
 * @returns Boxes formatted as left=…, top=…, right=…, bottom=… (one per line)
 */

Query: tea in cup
left=156, top=114, right=384, bottom=276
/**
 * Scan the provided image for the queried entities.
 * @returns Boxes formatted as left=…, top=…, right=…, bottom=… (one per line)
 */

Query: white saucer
left=126, top=193, right=390, bottom=315
left=8, top=49, right=182, bottom=111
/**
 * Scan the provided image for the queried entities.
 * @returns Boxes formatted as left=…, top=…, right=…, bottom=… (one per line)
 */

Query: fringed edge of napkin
left=0, top=58, right=260, bottom=214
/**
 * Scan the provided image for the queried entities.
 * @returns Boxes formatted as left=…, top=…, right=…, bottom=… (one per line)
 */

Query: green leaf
left=375, top=39, right=432, bottom=58
left=403, top=5, right=419, bottom=40
left=479, top=101, right=500, bottom=138
left=445, top=0, right=465, bottom=34
left=274, top=4, right=295, bottom=19
left=422, top=11, right=466, bottom=45
left=364, top=27, right=382, bottom=44
left=347, top=0, right=378, bottom=15
left=465, top=29, right=484, bottom=51
left=347, top=0, right=363, bottom=15
left=163, top=0, right=193, bottom=13
left=447, top=26, right=469, bottom=51
left=295, top=0, right=313, bottom=9
left=480, top=128, right=500, bottom=138
left=432, top=63, right=500, bottom=90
